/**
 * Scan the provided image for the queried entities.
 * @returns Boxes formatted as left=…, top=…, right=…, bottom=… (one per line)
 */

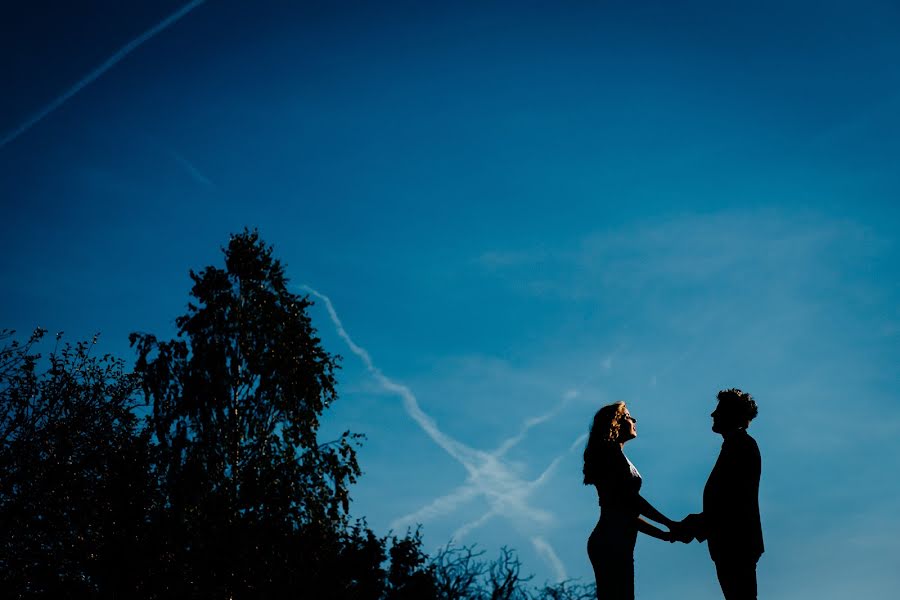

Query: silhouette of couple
left=583, top=389, right=763, bottom=600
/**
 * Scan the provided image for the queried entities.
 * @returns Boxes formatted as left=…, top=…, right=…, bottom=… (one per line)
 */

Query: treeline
left=0, top=231, right=594, bottom=599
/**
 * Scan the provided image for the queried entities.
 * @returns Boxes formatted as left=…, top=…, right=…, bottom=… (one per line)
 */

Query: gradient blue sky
left=2, top=1, right=899, bottom=596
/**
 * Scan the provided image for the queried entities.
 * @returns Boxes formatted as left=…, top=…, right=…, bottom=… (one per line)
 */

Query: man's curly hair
left=716, top=388, right=758, bottom=424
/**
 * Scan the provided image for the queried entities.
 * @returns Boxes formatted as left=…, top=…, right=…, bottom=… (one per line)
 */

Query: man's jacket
left=692, top=428, right=764, bottom=563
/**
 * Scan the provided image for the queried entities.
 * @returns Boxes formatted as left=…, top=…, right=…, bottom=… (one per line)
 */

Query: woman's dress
left=587, top=444, right=642, bottom=600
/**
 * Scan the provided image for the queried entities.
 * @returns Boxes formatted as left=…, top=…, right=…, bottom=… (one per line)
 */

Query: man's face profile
left=710, top=402, right=740, bottom=434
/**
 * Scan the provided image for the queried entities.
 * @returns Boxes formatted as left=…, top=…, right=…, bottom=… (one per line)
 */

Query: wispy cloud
left=302, top=285, right=585, bottom=581
left=475, top=211, right=884, bottom=305
left=0, top=1, right=206, bottom=150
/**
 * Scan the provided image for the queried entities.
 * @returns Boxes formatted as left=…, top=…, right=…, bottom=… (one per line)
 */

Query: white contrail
left=302, top=285, right=585, bottom=580
left=531, top=536, right=568, bottom=582
left=448, top=430, right=585, bottom=546
left=493, top=390, right=575, bottom=457
left=392, top=486, right=480, bottom=530
left=302, top=285, right=483, bottom=472
left=171, top=150, right=213, bottom=187
left=0, top=0, right=206, bottom=150
left=451, top=508, right=498, bottom=542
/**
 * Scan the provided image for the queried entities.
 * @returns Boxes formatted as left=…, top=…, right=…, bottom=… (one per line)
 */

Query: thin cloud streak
left=394, top=487, right=480, bottom=530
left=303, top=285, right=582, bottom=580
left=493, top=392, right=573, bottom=457
left=389, top=397, right=581, bottom=541
left=301, top=285, right=481, bottom=471
left=531, top=536, right=568, bottom=582
left=0, top=0, right=206, bottom=150
left=171, top=150, right=214, bottom=187
left=447, top=429, right=584, bottom=552
left=451, top=509, right=498, bottom=542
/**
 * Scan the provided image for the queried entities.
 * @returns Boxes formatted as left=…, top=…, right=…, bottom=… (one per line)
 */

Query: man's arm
left=680, top=512, right=707, bottom=542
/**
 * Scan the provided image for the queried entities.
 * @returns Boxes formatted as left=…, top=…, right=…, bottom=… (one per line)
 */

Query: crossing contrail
left=301, top=285, right=482, bottom=471
left=302, top=285, right=586, bottom=581
left=0, top=0, right=206, bottom=150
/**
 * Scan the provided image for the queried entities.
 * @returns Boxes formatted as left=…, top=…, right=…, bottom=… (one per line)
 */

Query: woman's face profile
left=617, top=409, right=637, bottom=443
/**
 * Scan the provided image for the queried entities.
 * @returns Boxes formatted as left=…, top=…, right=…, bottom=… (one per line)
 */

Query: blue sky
left=2, top=1, right=899, bottom=596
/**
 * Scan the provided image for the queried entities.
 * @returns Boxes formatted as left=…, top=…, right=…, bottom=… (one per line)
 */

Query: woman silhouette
left=583, top=402, right=679, bottom=599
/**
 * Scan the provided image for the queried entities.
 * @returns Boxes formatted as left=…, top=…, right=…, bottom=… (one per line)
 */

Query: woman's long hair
left=582, top=401, right=628, bottom=485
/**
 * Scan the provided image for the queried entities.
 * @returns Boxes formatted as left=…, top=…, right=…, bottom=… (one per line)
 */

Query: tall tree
left=130, top=229, right=364, bottom=596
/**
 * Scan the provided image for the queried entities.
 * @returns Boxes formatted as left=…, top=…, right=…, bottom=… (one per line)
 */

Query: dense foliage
left=0, top=328, right=154, bottom=596
left=0, top=230, right=595, bottom=599
left=129, top=230, right=370, bottom=596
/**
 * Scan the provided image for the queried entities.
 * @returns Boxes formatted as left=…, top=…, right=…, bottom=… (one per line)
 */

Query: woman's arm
left=637, top=517, right=674, bottom=542
left=635, top=494, right=675, bottom=528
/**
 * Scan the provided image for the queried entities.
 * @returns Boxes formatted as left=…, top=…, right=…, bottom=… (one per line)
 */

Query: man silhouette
left=681, top=388, right=764, bottom=600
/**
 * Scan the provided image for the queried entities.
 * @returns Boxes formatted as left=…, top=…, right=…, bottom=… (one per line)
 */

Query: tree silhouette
left=1, top=231, right=599, bottom=599
left=130, top=229, right=374, bottom=596
left=429, top=544, right=596, bottom=600
left=0, top=328, right=154, bottom=597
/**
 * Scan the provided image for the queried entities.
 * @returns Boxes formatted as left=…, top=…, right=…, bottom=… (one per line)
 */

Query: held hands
left=664, top=519, right=695, bottom=544
left=679, top=513, right=707, bottom=542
